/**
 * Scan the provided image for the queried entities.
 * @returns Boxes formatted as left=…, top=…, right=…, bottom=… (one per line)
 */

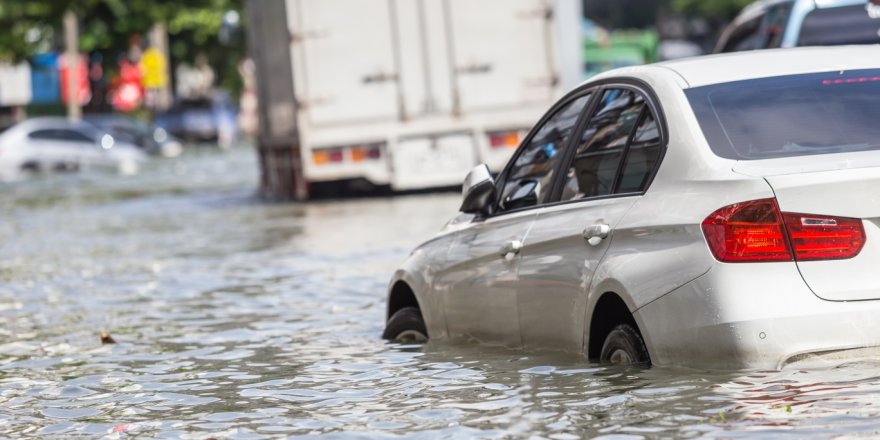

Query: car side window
left=558, top=88, right=644, bottom=201
left=28, top=129, right=57, bottom=141
left=615, top=109, right=662, bottom=193
left=28, top=129, right=92, bottom=143
left=759, top=3, right=792, bottom=49
left=719, top=15, right=764, bottom=52
left=497, top=93, right=590, bottom=212
left=57, top=129, right=93, bottom=143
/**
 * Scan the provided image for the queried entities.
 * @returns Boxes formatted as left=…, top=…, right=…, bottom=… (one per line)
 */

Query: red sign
left=58, top=54, right=91, bottom=105
left=111, top=60, right=144, bottom=112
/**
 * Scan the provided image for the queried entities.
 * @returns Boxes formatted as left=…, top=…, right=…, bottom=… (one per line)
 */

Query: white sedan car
left=383, top=46, right=880, bottom=370
left=0, top=117, right=147, bottom=180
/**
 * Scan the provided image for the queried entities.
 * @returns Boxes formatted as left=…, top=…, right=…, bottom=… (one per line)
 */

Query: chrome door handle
left=500, top=240, right=523, bottom=259
left=583, top=223, right=611, bottom=246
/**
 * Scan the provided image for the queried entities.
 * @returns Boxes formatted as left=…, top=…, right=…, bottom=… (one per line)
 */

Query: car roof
left=645, top=45, right=880, bottom=88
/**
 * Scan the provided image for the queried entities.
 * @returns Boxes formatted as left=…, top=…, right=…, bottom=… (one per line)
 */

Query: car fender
left=386, top=234, right=454, bottom=339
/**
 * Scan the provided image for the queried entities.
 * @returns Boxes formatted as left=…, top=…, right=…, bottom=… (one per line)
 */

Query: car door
left=26, top=129, right=85, bottom=169
left=516, top=86, right=665, bottom=351
left=438, top=92, right=592, bottom=346
left=41, top=128, right=105, bottom=168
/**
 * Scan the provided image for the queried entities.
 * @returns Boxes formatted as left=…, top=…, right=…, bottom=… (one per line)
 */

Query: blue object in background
left=31, top=53, right=60, bottom=104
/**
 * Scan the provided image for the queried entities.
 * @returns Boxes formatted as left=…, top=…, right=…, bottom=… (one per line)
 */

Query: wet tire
left=382, top=307, right=428, bottom=343
left=600, top=323, right=651, bottom=366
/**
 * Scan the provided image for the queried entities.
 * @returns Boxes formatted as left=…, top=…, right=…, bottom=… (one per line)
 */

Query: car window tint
left=687, top=68, right=880, bottom=160
left=617, top=110, right=662, bottom=193
left=57, top=129, right=93, bottom=143
left=798, top=5, right=880, bottom=46
left=498, top=93, right=590, bottom=212
left=559, top=89, right=643, bottom=201
left=28, top=128, right=92, bottom=143
left=28, top=129, right=56, bottom=141
left=759, top=3, right=792, bottom=49
left=720, top=15, right=763, bottom=52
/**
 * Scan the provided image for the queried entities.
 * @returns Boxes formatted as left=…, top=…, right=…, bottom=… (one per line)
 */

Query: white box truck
left=249, top=0, right=583, bottom=196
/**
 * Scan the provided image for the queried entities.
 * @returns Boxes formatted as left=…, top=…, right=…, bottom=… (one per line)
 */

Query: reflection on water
left=2, top=147, right=880, bottom=438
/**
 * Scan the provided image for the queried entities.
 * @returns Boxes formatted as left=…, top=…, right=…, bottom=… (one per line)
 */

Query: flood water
left=3, top=147, right=880, bottom=439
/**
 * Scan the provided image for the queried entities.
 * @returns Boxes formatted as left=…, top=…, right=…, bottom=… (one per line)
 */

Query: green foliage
left=0, top=0, right=245, bottom=96
left=671, top=0, right=754, bottom=20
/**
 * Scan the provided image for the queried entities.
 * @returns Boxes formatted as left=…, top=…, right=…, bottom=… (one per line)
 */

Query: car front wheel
left=600, top=323, right=650, bottom=366
left=382, top=307, right=428, bottom=343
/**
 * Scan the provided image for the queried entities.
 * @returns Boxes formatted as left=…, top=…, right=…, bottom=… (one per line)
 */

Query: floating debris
left=100, top=332, right=116, bottom=344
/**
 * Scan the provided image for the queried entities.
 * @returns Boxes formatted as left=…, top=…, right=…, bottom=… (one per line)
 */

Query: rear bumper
left=637, top=262, right=880, bottom=370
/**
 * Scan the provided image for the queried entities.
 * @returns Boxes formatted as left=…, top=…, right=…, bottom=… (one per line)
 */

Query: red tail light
left=702, top=199, right=792, bottom=262
left=701, top=198, right=865, bottom=262
left=782, top=213, right=865, bottom=261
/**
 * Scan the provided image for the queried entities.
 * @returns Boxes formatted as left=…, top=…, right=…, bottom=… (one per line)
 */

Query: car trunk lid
left=734, top=157, right=880, bottom=301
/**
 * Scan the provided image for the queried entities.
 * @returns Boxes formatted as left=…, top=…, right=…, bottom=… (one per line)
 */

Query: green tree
left=0, top=0, right=245, bottom=97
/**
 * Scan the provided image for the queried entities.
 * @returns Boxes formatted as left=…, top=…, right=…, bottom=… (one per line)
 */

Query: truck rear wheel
left=600, top=323, right=650, bottom=366
left=382, top=307, right=428, bottom=343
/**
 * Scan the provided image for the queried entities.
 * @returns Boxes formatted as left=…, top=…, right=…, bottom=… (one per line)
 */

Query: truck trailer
left=246, top=0, right=583, bottom=199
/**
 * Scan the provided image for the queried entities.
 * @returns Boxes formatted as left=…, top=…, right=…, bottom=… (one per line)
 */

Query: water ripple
left=2, top=148, right=880, bottom=437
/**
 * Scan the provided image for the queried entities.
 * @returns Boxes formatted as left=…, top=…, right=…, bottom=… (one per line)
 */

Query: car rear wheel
left=600, top=323, right=650, bottom=366
left=382, top=307, right=428, bottom=343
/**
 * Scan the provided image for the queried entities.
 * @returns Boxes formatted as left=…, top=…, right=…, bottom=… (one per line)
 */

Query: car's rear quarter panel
left=586, top=71, right=778, bottom=357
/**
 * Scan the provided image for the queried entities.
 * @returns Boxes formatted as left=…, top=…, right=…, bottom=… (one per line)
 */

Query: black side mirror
left=460, top=164, right=496, bottom=215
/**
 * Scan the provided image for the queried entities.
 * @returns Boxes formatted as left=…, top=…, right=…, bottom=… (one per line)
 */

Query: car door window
left=57, top=129, right=93, bottom=144
left=28, top=129, right=92, bottom=144
left=719, top=15, right=764, bottom=52
left=28, top=129, right=59, bottom=141
left=497, top=93, right=591, bottom=212
left=558, top=88, right=644, bottom=201
left=759, top=3, right=792, bottom=49
left=616, top=109, right=662, bottom=193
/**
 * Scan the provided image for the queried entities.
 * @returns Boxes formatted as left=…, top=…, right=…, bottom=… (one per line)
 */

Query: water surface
left=1, top=148, right=879, bottom=438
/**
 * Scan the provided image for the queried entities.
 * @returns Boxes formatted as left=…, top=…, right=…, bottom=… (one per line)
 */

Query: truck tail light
left=351, top=143, right=382, bottom=162
left=488, top=130, right=521, bottom=149
left=313, top=143, right=382, bottom=166
left=702, top=198, right=866, bottom=262
left=312, top=148, right=344, bottom=165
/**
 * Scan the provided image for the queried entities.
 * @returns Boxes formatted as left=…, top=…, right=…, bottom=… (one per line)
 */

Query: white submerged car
left=383, top=46, right=880, bottom=370
left=0, top=117, right=147, bottom=180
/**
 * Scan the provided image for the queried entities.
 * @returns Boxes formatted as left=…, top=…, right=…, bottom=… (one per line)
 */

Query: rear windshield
left=686, top=68, right=880, bottom=160
left=798, top=4, right=880, bottom=46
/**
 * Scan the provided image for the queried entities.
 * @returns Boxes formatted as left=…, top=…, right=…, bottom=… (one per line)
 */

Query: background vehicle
left=247, top=0, right=583, bottom=197
left=153, top=92, right=238, bottom=148
left=0, top=117, right=146, bottom=180
left=84, top=114, right=183, bottom=158
left=384, top=46, right=880, bottom=370
left=715, top=0, right=879, bottom=52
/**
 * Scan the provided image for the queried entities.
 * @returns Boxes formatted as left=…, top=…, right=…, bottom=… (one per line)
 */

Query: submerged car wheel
left=600, top=324, right=650, bottom=366
left=382, top=307, right=428, bottom=343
